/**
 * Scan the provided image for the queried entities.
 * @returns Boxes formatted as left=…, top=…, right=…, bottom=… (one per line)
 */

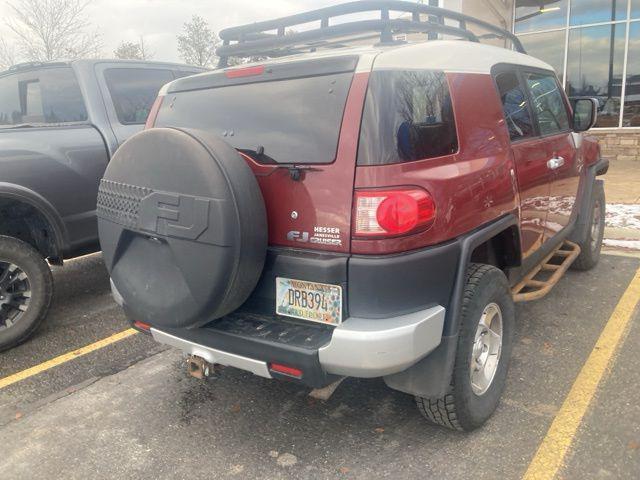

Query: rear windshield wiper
left=239, top=146, right=321, bottom=181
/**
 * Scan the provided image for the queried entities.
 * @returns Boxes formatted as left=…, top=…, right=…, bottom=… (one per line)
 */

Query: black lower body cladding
left=97, top=128, right=267, bottom=329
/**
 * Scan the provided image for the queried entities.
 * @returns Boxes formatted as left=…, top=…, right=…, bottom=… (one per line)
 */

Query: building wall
left=590, top=130, right=640, bottom=163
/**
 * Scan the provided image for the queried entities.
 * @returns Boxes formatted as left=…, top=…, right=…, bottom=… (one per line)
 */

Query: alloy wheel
left=470, top=302, right=503, bottom=396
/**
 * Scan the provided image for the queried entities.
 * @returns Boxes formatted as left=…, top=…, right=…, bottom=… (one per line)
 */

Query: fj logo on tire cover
left=138, top=192, right=210, bottom=241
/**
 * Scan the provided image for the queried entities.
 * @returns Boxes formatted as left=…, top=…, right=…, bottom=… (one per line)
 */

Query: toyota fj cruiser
left=97, top=1, right=608, bottom=430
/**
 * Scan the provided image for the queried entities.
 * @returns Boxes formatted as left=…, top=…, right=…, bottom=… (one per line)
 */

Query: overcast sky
left=0, top=0, right=350, bottom=63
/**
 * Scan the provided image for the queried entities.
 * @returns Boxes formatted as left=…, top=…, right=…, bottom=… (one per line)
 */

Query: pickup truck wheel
left=0, top=236, right=53, bottom=351
left=416, top=264, right=514, bottom=431
left=571, top=182, right=605, bottom=271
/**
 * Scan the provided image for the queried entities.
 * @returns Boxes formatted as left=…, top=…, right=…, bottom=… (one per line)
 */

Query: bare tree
left=0, top=37, right=16, bottom=70
left=5, top=0, right=102, bottom=61
left=114, top=37, right=154, bottom=60
left=177, top=15, right=218, bottom=67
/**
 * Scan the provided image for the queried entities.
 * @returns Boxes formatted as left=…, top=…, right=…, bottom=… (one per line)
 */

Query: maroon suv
left=96, top=2, right=607, bottom=430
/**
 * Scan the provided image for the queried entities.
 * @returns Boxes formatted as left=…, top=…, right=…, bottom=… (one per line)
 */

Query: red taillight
left=133, top=321, right=151, bottom=332
left=225, top=65, right=265, bottom=79
left=144, top=95, right=164, bottom=129
left=269, top=363, right=303, bottom=379
left=354, top=188, right=435, bottom=237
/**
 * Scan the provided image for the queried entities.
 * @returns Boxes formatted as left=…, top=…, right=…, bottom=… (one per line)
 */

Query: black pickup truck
left=0, top=59, right=204, bottom=350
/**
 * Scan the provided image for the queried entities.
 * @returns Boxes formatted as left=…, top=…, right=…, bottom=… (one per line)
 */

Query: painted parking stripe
left=0, top=328, right=138, bottom=390
left=523, top=267, right=640, bottom=480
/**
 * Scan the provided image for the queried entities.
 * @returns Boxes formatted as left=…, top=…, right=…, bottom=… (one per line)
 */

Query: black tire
left=416, top=264, right=515, bottom=431
left=0, top=236, right=53, bottom=352
left=571, top=181, right=605, bottom=271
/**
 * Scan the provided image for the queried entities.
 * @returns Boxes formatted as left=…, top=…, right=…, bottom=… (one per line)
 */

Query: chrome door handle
left=547, top=156, right=565, bottom=170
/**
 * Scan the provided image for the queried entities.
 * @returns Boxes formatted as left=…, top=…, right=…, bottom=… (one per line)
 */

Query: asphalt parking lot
left=0, top=253, right=638, bottom=480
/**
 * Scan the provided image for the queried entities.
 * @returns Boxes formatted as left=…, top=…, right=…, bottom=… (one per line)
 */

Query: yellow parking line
left=523, top=267, right=640, bottom=480
left=0, top=328, right=138, bottom=390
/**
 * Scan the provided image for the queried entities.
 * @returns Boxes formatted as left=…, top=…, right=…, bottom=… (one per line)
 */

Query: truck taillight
left=354, top=188, right=435, bottom=237
left=144, top=95, right=164, bottom=129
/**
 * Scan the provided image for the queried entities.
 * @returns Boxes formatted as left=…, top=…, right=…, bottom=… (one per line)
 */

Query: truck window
left=495, top=71, right=535, bottom=141
left=105, top=68, right=174, bottom=125
left=357, top=70, right=458, bottom=165
left=524, top=72, right=570, bottom=136
left=0, top=68, right=88, bottom=126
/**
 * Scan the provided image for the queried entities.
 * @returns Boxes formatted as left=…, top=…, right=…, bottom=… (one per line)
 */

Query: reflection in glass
left=525, top=73, right=570, bottom=135
left=515, top=0, right=567, bottom=34
left=566, top=24, right=626, bottom=128
left=496, top=72, right=535, bottom=141
left=358, top=70, right=457, bottom=165
left=570, top=0, right=628, bottom=26
left=518, top=30, right=566, bottom=81
left=632, top=0, right=640, bottom=19
left=623, top=23, right=640, bottom=126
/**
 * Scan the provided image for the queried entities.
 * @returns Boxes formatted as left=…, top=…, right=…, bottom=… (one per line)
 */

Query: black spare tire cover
left=97, top=128, right=267, bottom=329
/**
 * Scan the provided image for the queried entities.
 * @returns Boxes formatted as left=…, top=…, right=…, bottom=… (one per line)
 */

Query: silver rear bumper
left=318, top=306, right=445, bottom=377
left=151, top=329, right=272, bottom=378
left=149, top=305, right=445, bottom=380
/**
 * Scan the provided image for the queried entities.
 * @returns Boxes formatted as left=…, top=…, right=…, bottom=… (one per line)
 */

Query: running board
left=512, top=240, right=581, bottom=302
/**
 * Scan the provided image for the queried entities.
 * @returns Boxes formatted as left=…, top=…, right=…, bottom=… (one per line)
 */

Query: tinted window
left=525, top=72, right=570, bottom=136
left=496, top=71, right=534, bottom=141
left=157, top=72, right=353, bottom=164
left=0, top=67, right=87, bottom=126
left=105, top=68, right=174, bottom=124
left=357, top=70, right=457, bottom=165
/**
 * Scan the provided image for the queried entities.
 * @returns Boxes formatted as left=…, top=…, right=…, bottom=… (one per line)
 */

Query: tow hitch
left=185, top=355, right=220, bottom=379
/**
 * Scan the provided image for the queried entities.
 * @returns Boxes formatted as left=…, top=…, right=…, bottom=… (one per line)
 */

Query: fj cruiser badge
left=139, top=191, right=210, bottom=240
left=287, top=226, right=342, bottom=246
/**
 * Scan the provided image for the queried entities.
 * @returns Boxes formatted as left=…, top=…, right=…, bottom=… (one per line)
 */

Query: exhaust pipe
left=185, top=355, right=214, bottom=379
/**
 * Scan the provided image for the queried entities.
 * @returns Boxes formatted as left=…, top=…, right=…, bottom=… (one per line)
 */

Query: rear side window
left=105, top=68, right=174, bottom=125
left=0, top=67, right=87, bottom=126
left=495, top=71, right=535, bottom=141
left=524, top=72, right=570, bottom=136
left=357, top=70, right=457, bottom=165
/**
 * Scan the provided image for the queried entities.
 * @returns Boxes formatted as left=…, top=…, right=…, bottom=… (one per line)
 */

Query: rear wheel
left=571, top=182, right=605, bottom=271
left=416, top=264, right=514, bottom=431
left=0, top=236, right=53, bottom=351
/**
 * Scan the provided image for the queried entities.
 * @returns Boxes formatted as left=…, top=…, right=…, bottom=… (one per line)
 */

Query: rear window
left=0, top=67, right=87, bottom=126
left=105, top=68, right=175, bottom=125
left=157, top=72, right=354, bottom=164
left=357, top=70, right=458, bottom=165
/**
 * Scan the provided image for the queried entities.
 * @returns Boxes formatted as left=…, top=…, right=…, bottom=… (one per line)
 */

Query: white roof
left=371, top=40, right=554, bottom=74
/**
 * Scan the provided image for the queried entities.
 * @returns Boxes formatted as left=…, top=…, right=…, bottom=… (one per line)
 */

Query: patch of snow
left=603, top=238, right=640, bottom=250
left=606, top=204, right=640, bottom=230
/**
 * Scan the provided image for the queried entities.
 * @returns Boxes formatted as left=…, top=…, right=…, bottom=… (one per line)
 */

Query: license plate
left=276, top=277, right=342, bottom=325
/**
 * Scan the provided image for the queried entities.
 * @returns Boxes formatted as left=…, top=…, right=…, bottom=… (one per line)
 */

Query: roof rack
left=217, top=0, right=526, bottom=67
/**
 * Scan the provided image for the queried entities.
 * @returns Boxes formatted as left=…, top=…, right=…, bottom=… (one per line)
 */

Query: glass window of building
left=566, top=24, right=626, bottom=128
left=516, top=0, right=640, bottom=129
left=515, top=0, right=568, bottom=34
left=570, top=0, right=628, bottom=26
left=518, top=30, right=566, bottom=80
left=623, top=23, right=640, bottom=126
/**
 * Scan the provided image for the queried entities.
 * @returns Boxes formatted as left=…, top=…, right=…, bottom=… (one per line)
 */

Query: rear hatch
left=153, top=56, right=365, bottom=255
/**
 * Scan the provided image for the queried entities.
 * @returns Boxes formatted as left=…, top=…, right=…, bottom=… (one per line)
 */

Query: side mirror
left=571, top=97, right=598, bottom=132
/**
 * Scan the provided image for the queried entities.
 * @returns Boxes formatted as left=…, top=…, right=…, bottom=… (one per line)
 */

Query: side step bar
left=512, top=240, right=581, bottom=302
